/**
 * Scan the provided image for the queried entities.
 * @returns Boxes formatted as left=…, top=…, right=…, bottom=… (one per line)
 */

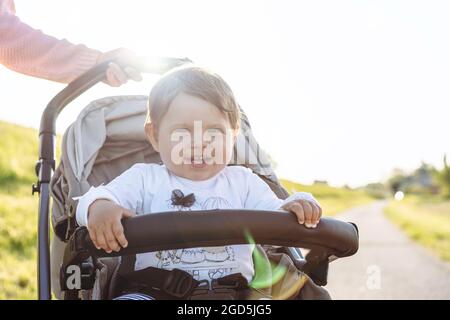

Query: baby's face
left=147, top=92, right=238, bottom=181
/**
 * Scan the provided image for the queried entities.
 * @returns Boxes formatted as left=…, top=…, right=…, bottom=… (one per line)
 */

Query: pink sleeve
left=0, top=0, right=102, bottom=83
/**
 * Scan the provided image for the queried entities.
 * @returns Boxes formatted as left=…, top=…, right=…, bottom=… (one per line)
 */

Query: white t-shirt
left=76, top=163, right=318, bottom=284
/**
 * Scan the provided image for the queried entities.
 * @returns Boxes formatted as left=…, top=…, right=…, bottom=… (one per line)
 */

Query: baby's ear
left=144, top=122, right=159, bottom=152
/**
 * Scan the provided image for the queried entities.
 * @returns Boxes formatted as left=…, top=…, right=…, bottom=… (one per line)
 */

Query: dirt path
left=325, top=201, right=450, bottom=299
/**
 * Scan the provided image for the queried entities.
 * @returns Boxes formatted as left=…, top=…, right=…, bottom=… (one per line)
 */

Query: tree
left=387, top=169, right=408, bottom=195
left=437, top=154, right=450, bottom=198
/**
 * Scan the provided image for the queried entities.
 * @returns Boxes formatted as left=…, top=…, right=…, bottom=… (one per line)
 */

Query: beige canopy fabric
left=49, top=94, right=289, bottom=298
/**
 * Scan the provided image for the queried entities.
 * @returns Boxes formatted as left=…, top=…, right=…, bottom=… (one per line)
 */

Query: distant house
left=401, top=163, right=440, bottom=194
left=415, top=165, right=433, bottom=188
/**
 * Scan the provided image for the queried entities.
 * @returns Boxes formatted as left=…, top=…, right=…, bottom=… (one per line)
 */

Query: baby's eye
left=206, top=128, right=225, bottom=134
left=173, top=128, right=190, bottom=133
left=204, top=128, right=225, bottom=139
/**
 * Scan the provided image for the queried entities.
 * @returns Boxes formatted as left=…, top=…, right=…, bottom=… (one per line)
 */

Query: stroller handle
left=61, top=210, right=358, bottom=298
left=66, top=210, right=359, bottom=261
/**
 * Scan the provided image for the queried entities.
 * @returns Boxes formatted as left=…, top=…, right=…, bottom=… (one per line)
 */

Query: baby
left=75, top=66, right=322, bottom=299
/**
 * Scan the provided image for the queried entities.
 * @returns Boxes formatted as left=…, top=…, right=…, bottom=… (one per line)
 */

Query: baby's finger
left=122, top=208, right=136, bottom=218
left=317, top=203, right=323, bottom=220
left=286, top=202, right=305, bottom=224
left=311, top=203, right=320, bottom=227
left=112, top=220, right=128, bottom=248
left=302, top=201, right=314, bottom=228
left=104, top=227, right=120, bottom=252
left=315, top=203, right=323, bottom=224
left=95, top=230, right=111, bottom=253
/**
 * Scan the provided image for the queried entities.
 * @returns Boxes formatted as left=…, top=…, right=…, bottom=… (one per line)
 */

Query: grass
left=384, top=195, right=450, bottom=261
left=0, top=121, right=38, bottom=186
left=0, top=186, right=38, bottom=299
left=0, top=121, right=41, bottom=299
left=280, top=179, right=375, bottom=216
left=0, top=121, right=59, bottom=299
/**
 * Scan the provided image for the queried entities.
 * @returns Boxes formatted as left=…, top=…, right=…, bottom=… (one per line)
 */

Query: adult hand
left=97, top=48, right=143, bottom=87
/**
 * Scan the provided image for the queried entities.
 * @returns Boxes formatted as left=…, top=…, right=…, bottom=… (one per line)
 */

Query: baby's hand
left=87, top=199, right=136, bottom=253
left=280, top=199, right=322, bottom=228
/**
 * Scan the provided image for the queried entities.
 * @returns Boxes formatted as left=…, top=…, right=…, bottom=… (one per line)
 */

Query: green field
left=280, top=179, right=375, bottom=216
left=0, top=186, right=38, bottom=299
left=0, top=120, right=377, bottom=299
left=0, top=121, right=39, bottom=299
left=385, top=196, right=450, bottom=261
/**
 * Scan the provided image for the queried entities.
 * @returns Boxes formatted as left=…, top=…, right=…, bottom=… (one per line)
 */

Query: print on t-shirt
left=158, top=193, right=237, bottom=280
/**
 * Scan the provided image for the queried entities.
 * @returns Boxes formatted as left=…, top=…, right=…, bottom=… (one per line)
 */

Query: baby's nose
left=192, top=138, right=209, bottom=150
left=191, top=145, right=206, bottom=156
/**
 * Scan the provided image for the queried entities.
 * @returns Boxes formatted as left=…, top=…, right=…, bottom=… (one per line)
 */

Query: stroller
left=33, top=57, right=359, bottom=300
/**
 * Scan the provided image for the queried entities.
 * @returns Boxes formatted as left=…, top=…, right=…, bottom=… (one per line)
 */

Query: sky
left=1, top=0, right=449, bottom=187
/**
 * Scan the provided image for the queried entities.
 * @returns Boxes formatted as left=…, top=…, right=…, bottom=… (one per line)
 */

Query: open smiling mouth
left=184, top=155, right=212, bottom=168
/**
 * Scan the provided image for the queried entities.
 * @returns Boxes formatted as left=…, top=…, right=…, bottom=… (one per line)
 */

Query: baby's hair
left=145, top=65, right=241, bottom=131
